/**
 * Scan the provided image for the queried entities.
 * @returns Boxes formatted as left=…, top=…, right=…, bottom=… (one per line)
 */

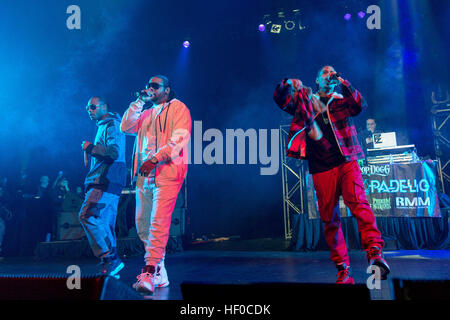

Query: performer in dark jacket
left=79, top=96, right=126, bottom=278
left=274, top=66, right=390, bottom=284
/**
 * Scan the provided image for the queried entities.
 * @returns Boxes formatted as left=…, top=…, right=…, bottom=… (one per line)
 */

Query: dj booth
left=289, top=136, right=450, bottom=251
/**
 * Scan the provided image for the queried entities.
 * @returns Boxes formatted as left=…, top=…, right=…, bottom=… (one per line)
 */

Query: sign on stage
left=306, top=161, right=441, bottom=218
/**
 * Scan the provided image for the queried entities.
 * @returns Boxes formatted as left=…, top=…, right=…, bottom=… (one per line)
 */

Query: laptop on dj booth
left=372, top=132, right=397, bottom=149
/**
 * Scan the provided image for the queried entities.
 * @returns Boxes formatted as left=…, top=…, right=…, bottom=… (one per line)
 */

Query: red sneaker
left=336, top=264, right=355, bottom=284
left=133, top=270, right=155, bottom=294
left=132, top=265, right=156, bottom=294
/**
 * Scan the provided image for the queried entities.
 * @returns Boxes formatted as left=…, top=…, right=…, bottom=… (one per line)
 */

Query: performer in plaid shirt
left=274, top=66, right=390, bottom=284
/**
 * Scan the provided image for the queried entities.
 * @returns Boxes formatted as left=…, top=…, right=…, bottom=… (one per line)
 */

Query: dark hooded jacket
left=84, top=112, right=126, bottom=195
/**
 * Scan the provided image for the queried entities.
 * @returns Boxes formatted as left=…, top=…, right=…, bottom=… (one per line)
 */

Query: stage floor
left=1, top=249, right=449, bottom=300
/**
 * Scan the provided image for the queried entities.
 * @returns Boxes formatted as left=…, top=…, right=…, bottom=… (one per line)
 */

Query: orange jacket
left=120, top=98, right=192, bottom=186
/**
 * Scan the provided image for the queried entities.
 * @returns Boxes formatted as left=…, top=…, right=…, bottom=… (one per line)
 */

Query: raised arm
left=337, top=78, right=367, bottom=117
left=120, top=99, right=146, bottom=134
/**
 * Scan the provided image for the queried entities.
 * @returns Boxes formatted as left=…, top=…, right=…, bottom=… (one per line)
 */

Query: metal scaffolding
left=431, top=99, right=450, bottom=194
left=280, top=124, right=307, bottom=240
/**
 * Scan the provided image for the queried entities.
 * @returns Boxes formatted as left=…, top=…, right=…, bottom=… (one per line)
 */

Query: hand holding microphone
left=327, top=72, right=344, bottom=85
left=134, top=90, right=148, bottom=99
left=129, top=89, right=151, bottom=111
left=133, top=88, right=153, bottom=103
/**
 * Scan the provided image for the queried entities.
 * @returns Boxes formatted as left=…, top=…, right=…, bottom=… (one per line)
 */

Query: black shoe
left=98, top=255, right=125, bottom=278
left=367, top=246, right=390, bottom=280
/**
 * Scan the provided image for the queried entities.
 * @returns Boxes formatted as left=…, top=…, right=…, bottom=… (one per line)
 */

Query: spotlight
left=261, top=9, right=306, bottom=36
left=284, top=21, right=295, bottom=31
left=344, top=13, right=352, bottom=21
left=358, top=11, right=365, bottom=18
left=270, top=24, right=282, bottom=34
left=183, top=41, right=190, bottom=48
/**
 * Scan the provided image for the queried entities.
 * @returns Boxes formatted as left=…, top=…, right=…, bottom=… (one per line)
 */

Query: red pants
left=312, top=161, right=384, bottom=266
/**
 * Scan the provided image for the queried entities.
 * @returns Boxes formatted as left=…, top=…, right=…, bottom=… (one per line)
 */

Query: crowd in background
left=0, top=169, right=85, bottom=258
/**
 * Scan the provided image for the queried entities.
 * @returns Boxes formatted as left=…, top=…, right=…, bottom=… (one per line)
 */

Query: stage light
left=270, top=24, right=282, bottom=34
left=183, top=41, right=190, bottom=48
left=261, top=9, right=306, bottom=35
left=358, top=11, right=365, bottom=18
left=344, top=13, right=352, bottom=20
left=258, top=24, right=265, bottom=32
left=284, top=21, right=295, bottom=31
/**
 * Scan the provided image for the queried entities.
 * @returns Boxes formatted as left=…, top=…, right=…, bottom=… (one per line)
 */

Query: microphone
left=328, top=72, right=341, bottom=83
left=134, top=90, right=149, bottom=98
left=84, top=151, right=89, bottom=167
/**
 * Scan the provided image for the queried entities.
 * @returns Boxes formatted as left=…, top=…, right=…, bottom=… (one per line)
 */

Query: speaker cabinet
left=56, top=211, right=85, bottom=241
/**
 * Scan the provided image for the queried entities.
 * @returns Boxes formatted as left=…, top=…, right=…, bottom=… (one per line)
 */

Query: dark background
left=0, top=0, right=448, bottom=240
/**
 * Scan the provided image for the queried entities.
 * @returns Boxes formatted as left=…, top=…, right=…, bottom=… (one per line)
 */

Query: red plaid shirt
left=274, top=80, right=367, bottom=161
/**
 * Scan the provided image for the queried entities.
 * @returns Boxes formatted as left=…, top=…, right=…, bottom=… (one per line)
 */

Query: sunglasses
left=145, top=82, right=164, bottom=90
left=86, top=104, right=100, bottom=111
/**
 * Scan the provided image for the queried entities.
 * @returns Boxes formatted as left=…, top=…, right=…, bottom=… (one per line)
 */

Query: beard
left=151, top=92, right=168, bottom=105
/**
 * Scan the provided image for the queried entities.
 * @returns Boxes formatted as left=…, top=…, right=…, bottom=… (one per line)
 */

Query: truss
left=431, top=102, right=450, bottom=194
left=280, top=124, right=307, bottom=240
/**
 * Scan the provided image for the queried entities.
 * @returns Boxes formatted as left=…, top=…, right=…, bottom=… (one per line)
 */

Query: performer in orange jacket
left=121, top=75, right=191, bottom=294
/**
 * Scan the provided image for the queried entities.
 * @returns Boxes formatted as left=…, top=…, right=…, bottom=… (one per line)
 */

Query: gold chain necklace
left=318, top=98, right=329, bottom=125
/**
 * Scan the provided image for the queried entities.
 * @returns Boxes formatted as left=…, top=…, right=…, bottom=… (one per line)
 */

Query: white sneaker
left=133, top=271, right=155, bottom=294
left=154, top=265, right=169, bottom=288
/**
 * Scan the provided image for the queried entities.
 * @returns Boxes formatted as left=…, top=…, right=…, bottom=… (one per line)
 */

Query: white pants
left=135, top=175, right=182, bottom=267
left=78, top=189, right=120, bottom=259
